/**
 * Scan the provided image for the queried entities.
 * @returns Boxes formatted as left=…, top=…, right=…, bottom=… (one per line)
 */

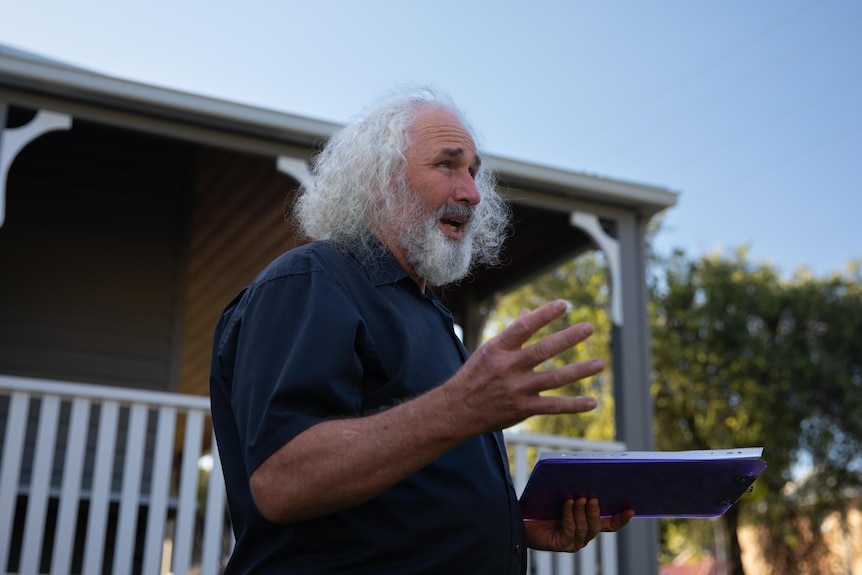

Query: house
left=0, top=44, right=677, bottom=574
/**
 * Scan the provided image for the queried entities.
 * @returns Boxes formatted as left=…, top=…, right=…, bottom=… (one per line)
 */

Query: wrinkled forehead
left=406, top=106, right=477, bottom=156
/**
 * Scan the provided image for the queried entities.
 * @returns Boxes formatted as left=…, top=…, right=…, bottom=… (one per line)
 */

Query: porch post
left=571, top=210, right=659, bottom=575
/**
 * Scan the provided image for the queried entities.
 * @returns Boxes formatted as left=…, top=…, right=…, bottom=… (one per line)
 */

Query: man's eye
left=438, top=161, right=452, bottom=169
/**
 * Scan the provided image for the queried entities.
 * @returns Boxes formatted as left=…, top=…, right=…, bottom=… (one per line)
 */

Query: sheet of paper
left=538, top=447, right=763, bottom=461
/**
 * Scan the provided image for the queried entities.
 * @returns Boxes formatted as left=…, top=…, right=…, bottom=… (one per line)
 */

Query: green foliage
left=650, top=248, right=862, bottom=573
left=484, top=250, right=616, bottom=441
left=487, top=239, right=862, bottom=574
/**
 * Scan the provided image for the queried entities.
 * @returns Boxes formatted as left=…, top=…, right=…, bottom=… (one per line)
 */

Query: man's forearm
left=249, top=382, right=469, bottom=523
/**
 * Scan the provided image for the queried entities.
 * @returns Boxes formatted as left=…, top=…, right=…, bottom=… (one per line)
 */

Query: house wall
left=0, top=113, right=195, bottom=391
left=0, top=103, right=313, bottom=398
left=177, top=146, right=303, bottom=398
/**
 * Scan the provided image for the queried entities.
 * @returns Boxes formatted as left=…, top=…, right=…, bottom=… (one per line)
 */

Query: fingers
left=524, top=357, right=605, bottom=395
left=493, top=300, right=601, bottom=374
left=495, top=300, right=569, bottom=351
left=560, top=498, right=576, bottom=540
left=528, top=499, right=627, bottom=553
left=566, top=498, right=601, bottom=551
left=582, top=498, right=602, bottom=545
left=522, top=322, right=595, bottom=369
left=487, top=301, right=606, bottom=414
left=519, top=357, right=604, bottom=416
left=533, top=395, right=598, bottom=416
left=602, top=508, right=635, bottom=532
left=458, top=300, right=606, bottom=426
left=571, top=499, right=589, bottom=548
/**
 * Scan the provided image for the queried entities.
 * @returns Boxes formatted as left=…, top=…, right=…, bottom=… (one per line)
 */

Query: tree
left=650, top=249, right=862, bottom=575
left=486, top=244, right=862, bottom=574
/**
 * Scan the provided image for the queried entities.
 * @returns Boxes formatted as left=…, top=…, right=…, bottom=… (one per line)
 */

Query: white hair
left=293, top=87, right=510, bottom=280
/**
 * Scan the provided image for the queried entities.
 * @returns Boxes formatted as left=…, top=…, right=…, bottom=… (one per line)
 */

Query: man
left=210, top=88, right=633, bottom=574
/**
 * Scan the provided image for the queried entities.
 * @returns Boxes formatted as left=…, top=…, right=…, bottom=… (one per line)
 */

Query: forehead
left=407, top=106, right=476, bottom=157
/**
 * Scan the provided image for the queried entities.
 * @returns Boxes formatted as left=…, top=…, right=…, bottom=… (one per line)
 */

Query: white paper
left=538, top=447, right=764, bottom=461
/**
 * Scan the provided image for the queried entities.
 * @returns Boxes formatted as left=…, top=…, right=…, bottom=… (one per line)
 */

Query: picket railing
left=0, top=375, right=231, bottom=575
left=0, top=376, right=624, bottom=575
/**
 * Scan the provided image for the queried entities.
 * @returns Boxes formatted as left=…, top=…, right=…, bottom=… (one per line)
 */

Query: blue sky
left=2, top=0, right=860, bottom=277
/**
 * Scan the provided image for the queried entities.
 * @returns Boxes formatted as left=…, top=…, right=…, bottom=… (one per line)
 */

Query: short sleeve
left=216, top=264, right=367, bottom=477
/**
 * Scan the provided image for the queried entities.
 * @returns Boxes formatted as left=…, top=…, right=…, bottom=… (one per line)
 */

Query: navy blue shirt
left=210, top=241, right=526, bottom=574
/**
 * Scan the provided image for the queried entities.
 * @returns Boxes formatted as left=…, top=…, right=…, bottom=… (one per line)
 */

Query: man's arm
left=250, top=299, right=603, bottom=523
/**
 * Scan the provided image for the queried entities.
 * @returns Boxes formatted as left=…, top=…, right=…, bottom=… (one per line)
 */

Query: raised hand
left=442, top=299, right=605, bottom=435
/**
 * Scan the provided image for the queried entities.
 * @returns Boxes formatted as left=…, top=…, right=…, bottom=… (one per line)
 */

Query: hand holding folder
left=524, top=496, right=635, bottom=552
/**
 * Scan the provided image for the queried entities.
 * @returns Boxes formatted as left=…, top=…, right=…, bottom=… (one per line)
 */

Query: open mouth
left=441, top=218, right=464, bottom=232
left=437, top=205, right=474, bottom=238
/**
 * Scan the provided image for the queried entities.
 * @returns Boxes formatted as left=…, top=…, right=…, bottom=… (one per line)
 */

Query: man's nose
left=453, top=173, right=481, bottom=206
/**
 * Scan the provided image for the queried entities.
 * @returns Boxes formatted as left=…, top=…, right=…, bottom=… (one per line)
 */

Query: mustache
left=436, top=203, right=474, bottom=222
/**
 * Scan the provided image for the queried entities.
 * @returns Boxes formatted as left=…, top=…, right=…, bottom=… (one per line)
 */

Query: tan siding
left=177, top=147, right=304, bottom=398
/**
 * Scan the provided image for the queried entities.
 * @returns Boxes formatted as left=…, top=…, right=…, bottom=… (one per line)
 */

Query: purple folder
left=519, top=451, right=767, bottom=520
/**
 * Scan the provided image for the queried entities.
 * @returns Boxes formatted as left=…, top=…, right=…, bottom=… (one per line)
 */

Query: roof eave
left=0, top=49, right=341, bottom=148
left=0, top=49, right=677, bottom=217
left=486, top=155, right=677, bottom=218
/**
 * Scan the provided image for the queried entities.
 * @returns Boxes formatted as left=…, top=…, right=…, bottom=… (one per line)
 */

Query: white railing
left=0, top=375, right=231, bottom=575
left=0, top=376, right=625, bottom=575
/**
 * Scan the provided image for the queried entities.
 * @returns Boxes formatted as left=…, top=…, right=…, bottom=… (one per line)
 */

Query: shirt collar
left=345, top=236, right=413, bottom=288
left=345, top=237, right=453, bottom=313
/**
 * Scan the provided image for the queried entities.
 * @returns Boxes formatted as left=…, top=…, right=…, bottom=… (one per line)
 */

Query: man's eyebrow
left=441, top=147, right=482, bottom=169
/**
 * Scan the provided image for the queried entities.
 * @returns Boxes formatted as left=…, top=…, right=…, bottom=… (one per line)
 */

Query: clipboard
left=519, top=448, right=767, bottom=520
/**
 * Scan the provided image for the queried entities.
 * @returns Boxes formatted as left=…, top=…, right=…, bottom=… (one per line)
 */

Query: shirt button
left=514, top=544, right=521, bottom=554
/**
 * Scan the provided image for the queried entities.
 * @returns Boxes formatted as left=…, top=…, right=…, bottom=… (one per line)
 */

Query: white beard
left=391, top=193, right=475, bottom=287
left=399, top=211, right=473, bottom=286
